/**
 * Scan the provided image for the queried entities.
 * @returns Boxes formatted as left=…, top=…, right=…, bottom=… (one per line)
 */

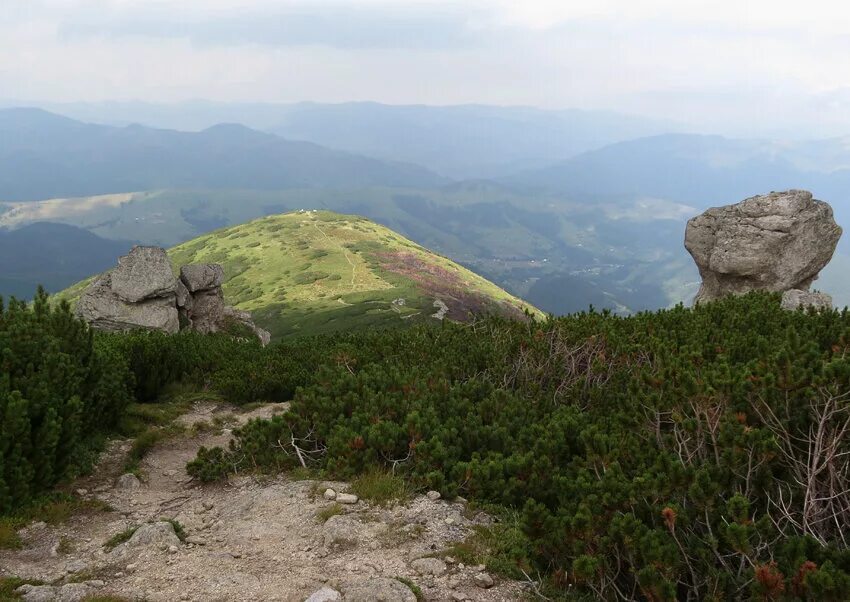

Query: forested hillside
left=4, top=291, right=850, bottom=599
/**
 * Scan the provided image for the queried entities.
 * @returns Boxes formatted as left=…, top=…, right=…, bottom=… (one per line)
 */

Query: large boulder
left=76, top=273, right=179, bottom=334
left=191, top=288, right=226, bottom=334
left=109, top=246, right=177, bottom=303
left=76, top=250, right=270, bottom=344
left=180, top=263, right=224, bottom=292
left=685, top=190, right=842, bottom=303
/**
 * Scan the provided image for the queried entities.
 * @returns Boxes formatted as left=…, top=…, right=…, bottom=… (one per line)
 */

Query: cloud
left=50, top=1, right=483, bottom=50
left=3, top=0, right=850, bottom=136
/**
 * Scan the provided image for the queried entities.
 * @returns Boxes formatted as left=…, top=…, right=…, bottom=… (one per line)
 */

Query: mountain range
left=0, top=108, right=444, bottom=202
left=1, top=105, right=847, bottom=313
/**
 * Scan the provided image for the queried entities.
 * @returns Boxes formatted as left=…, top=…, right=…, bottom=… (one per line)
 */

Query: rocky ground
left=0, top=402, right=527, bottom=602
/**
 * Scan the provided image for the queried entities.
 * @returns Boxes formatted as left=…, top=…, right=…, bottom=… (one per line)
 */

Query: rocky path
left=1, top=402, right=526, bottom=602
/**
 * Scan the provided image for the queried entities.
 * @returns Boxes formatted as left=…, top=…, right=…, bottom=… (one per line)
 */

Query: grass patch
left=287, top=466, right=322, bottom=481
left=395, top=577, right=423, bottom=601
left=123, top=425, right=184, bottom=475
left=0, top=520, right=21, bottom=550
left=165, top=519, right=186, bottom=543
left=66, top=569, right=98, bottom=584
left=0, top=577, right=44, bottom=602
left=439, top=508, right=533, bottom=582
left=57, top=536, right=74, bottom=555
left=378, top=521, right=425, bottom=547
left=349, top=470, right=411, bottom=506
left=103, top=526, right=138, bottom=551
left=0, top=494, right=112, bottom=549
left=315, top=503, right=344, bottom=523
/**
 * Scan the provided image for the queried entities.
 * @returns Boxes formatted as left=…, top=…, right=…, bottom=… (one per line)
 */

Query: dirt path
left=1, top=402, right=526, bottom=602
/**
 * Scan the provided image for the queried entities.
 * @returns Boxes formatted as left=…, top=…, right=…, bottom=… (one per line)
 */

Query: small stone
left=451, top=593, right=468, bottom=602
left=445, top=517, right=455, bottom=525
left=115, top=473, right=141, bottom=491
left=323, top=488, right=337, bottom=501
left=305, top=586, right=342, bottom=602
left=426, top=490, right=441, bottom=501
left=30, top=521, right=47, bottom=530
left=455, top=496, right=468, bottom=504
left=186, top=536, right=207, bottom=545
left=336, top=493, right=359, bottom=505
left=168, top=545, right=179, bottom=554
left=86, top=580, right=105, bottom=588
left=230, top=551, right=242, bottom=558
left=474, top=572, right=495, bottom=589
left=411, top=557, right=448, bottom=576
left=75, top=488, right=88, bottom=496
left=445, top=556, right=457, bottom=564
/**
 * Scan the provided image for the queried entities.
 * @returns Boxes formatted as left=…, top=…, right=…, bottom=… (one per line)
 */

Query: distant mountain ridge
left=504, top=133, right=850, bottom=239
left=0, top=108, right=445, bottom=201
left=0, top=101, right=681, bottom=179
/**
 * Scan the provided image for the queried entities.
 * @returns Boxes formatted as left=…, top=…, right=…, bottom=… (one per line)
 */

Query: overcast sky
left=4, top=0, right=850, bottom=135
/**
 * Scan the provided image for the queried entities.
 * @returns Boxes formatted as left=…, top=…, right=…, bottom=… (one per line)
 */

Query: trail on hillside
left=1, top=402, right=524, bottom=602
left=310, top=220, right=359, bottom=290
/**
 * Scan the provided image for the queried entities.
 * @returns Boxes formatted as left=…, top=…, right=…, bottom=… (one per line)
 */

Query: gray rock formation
left=180, top=263, right=224, bottom=293
left=187, top=288, right=226, bottom=334
left=76, top=247, right=269, bottom=344
left=76, top=271, right=180, bottom=334
left=685, top=190, right=842, bottom=304
left=110, top=246, right=177, bottom=303
left=780, top=289, right=834, bottom=311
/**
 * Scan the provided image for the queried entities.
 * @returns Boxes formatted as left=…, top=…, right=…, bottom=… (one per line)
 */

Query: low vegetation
left=350, top=470, right=411, bottom=506
left=6, top=285, right=850, bottom=599
left=184, top=293, right=850, bottom=600
left=315, top=503, right=344, bottom=523
left=102, top=526, right=138, bottom=551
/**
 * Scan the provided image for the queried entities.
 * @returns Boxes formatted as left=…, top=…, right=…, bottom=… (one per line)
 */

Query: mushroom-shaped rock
left=684, top=190, right=842, bottom=304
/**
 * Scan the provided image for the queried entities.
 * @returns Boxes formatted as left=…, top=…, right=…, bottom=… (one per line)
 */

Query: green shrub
left=0, top=290, right=133, bottom=514
left=185, top=293, right=850, bottom=600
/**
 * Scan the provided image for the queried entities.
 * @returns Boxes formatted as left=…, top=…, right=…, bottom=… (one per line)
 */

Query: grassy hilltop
left=60, top=210, right=540, bottom=340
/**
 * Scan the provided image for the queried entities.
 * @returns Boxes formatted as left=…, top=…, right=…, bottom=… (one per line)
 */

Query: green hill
left=60, top=210, right=540, bottom=340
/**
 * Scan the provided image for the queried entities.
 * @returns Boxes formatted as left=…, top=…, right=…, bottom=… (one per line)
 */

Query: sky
left=4, top=0, right=850, bottom=136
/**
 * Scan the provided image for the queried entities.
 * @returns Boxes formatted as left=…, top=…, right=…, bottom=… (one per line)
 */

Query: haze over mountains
left=1, top=102, right=848, bottom=312
left=0, top=107, right=443, bottom=201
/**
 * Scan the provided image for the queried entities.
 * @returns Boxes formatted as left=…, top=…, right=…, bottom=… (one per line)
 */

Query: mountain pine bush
left=188, top=293, right=850, bottom=600
left=0, top=289, right=132, bottom=513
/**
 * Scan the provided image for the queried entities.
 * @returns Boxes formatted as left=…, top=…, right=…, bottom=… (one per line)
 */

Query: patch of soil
left=1, top=402, right=526, bottom=602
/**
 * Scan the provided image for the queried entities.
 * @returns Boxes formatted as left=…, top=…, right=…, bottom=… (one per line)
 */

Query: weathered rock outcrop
left=76, top=247, right=179, bottom=334
left=685, top=190, right=842, bottom=305
left=780, top=289, right=834, bottom=312
left=76, top=246, right=270, bottom=344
